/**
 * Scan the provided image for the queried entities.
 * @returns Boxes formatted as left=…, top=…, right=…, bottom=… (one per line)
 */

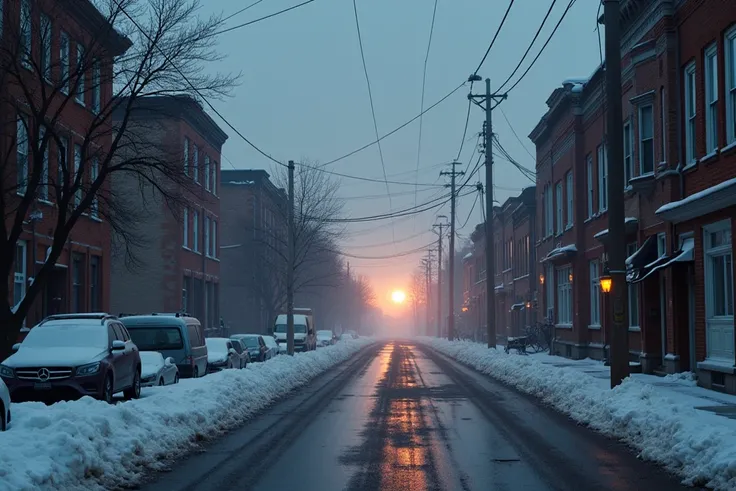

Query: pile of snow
left=419, top=337, right=736, bottom=490
left=0, top=337, right=374, bottom=491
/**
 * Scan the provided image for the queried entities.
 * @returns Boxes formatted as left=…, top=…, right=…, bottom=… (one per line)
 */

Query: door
left=112, top=323, right=133, bottom=388
left=259, top=337, right=267, bottom=359
left=703, top=221, right=734, bottom=363
left=108, top=324, right=125, bottom=391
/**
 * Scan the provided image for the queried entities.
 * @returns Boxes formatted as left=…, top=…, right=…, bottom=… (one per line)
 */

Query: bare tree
left=0, top=0, right=237, bottom=355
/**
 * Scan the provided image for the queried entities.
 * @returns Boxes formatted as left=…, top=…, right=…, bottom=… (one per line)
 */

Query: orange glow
left=391, top=290, right=406, bottom=304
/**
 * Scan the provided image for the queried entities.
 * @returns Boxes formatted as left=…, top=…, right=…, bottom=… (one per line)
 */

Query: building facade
left=530, top=0, right=736, bottom=392
left=219, top=169, right=287, bottom=334
left=3, top=0, right=130, bottom=327
left=110, top=96, right=227, bottom=333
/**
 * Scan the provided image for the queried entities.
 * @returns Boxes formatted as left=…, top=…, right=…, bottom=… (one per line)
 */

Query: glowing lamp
left=525, top=301, right=531, bottom=309
left=599, top=273, right=613, bottom=294
left=539, top=274, right=545, bottom=285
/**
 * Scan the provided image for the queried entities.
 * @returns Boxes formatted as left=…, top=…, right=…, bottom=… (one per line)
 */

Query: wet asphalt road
left=142, top=341, right=694, bottom=491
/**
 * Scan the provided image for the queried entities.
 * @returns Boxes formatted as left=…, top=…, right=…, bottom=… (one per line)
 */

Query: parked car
left=0, top=314, right=141, bottom=403
left=140, top=351, right=179, bottom=387
left=232, top=334, right=270, bottom=362
left=316, top=330, right=336, bottom=347
left=228, top=338, right=250, bottom=368
left=262, top=335, right=280, bottom=358
left=205, top=338, right=240, bottom=372
left=0, top=378, right=10, bottom=431
left=120, top=314, right=208, bottom=379
left=273, top=314, right=317, bottom=352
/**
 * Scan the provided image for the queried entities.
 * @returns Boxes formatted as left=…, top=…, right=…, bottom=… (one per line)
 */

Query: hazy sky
left=200, top=0, right=601, bottom=312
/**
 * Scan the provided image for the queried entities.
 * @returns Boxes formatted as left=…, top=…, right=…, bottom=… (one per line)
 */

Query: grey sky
left=200, top=0, right=601, bottom=302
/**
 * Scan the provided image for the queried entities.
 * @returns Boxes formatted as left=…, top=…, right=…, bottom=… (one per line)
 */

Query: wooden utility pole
left=287, top=160, right=295, bottom=355
left=441, top=162, right=464, bottom=340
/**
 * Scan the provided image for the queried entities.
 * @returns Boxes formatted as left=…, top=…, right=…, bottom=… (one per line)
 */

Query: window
left=58, top=136, right=68, bottom=189
left=72, top=253, right=85, bottom=312
left=639, top=105, right=654, bottom=174
left=657, top=232, right=666, bottom=257
left=60, top=32, right=70, bottom=94
left=90, top=158, right=99, bottom=217
left=627, top=243, right=640, bottom=330
left=660, top=87, right=666, bottom=162
left=182, top=276, right=191, bottom=312
left=565, top=171, right=573, bottom=228
left=193, top=210, right=199, bottom=252
left=586, top=155, right=594, bottom=217
left=204, top=216, right=210, bottom=256
left=543, top=185, right=553, bottom=237
left=73, top=144, right=82, bottom=206
left=183, top=138, right=189, bottom=175
left=556, top=265, right=573, bottom=325
left=17, top=117, right=28, bottom=196
left=546, top=263, right=554, bottom=321
left=90, top=256, right=100, bottom=312
left=183, top=208, right=189, bottom=248
left=684, top=63, right=697, bottom=164
left=38, top=126, right=49, bottom=201
left=212, top=220, right=217, bottom=258
left=76, top=44, right=86, bottom=105
left=41, top=14, right=52, bottom=81
left=555, top=182, right=563, bottom=235
left=705, top=45, right=719, bottom=153
left=13, top=241, right=27, bottom=311
left=212, top=163, right=217, bottom=195
left=91, top=62, right=101, bottom=114
left=726, top=28, right=736, bottom=145
left=204, top=155, right=211, bottom=190
left=623, top=121, right=633, bottom=184
left=589, top=260, right=600, bottom=326
left=193, top=145, right=199, bottom=183
left=704, top=221, right=733, bottom=361
left=597, top=144, right=607, bottom=211
left=20, top=0, right=31, bottom=68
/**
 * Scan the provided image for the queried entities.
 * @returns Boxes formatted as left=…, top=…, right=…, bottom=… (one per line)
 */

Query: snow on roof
left=463, top=252, right=473, bottom=260
left=542, top=244, right=577, bottom=262
left=571, top=83, right=584, bottom=94
left=592, top=217, right=638, bottom=239
left=494, top=283, right=504, bottom=291
left=563, top=77, right=588, bottom=85
left=227, top=180, right=255, bottom=185
left=656, top=177, right=736, bottom=215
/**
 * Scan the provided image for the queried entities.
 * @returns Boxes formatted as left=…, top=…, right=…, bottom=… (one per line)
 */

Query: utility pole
left=441, top=162, right=464, bottom=340
left=287, top=160, right=296, bottom=356
left=602, top=0, right=629, bottom=388
left=469, top=75, right=506, bottom=349
left=433, top=215, right=448, bottom=338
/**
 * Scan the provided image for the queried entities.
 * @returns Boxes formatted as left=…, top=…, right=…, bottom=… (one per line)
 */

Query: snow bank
left=0, top=338, right=374, bottom=491
left=419, top=337, right=736, bottom=490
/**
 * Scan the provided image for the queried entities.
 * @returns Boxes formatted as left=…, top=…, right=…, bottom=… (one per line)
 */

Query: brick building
left=530, top=0, right=736, bottom=392
left=219, top=169, right=287, bottom=334
left=110, top=96, right=227, bottom=332
left=462, top=186, right=536, bottom=342
left=3, top=0, right=130, bottom=326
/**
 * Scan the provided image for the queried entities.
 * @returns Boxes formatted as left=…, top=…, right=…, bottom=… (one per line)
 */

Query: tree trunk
left=0, top=309, right=23, bottom=361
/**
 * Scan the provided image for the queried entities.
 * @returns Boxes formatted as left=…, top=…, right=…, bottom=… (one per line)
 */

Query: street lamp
left=539, top=273, right=545, bottom=285
left=599, top=266, right=613, bottom=294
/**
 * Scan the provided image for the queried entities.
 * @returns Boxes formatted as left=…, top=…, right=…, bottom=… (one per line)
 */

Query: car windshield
left=139, top=351, right=164, bottom=367
left=23, top=321, right=107, bottom=349
left=316, top=330, right=332, bottom=338
left=240, top=337, right=259, bottom=348
left=205, top=338, right=228, bottom=354
left=274, top=324, right=307, bottom=334
left=127, top=327, right=184, bottom=350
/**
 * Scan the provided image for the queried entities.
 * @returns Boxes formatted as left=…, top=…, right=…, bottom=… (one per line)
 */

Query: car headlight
left=0, top=365, right=14, bottom=378
left=76, top=362, right=101, bottom=376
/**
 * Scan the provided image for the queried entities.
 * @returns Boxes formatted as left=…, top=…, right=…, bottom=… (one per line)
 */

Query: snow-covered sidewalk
left=419, top=337, right=736, bottom=491
left=0, top=338, right=374, bottom=491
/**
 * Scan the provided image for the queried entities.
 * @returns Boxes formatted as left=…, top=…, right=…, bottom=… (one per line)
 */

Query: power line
left=499, top=107, right=536, bottom=160
left=344, top=230, right=432, bottom=249
left=221, top=0, right=269, bottom=23
left=496, top=0, right=558, bottom=92
left=504, top=0, right=577, bottom=94
left=455, top=96, right=473, bottom=161
left=458, top=190, right=480, bottom=229
left=336, top=241, right=436, bottom=260
left=211, top=0, right=316, bottom=37
left=473, top=0, right=516, bottom=75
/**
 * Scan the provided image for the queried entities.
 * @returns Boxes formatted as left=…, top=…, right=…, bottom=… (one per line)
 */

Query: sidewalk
left=419, top=337, right=736, bottom=491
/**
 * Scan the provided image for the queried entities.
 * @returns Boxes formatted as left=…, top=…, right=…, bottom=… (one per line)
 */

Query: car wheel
left=124, top=370, right=141, bottom=400
left=101, top=374, right=114, bottom=404
left=0, top=402, right=5, bottom=432
left=174, top=374, right=179, bottom=384
left=158, top=378, right=165, bottom=386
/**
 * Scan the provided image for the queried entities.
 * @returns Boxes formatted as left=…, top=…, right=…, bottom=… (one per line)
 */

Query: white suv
left=0, top=378, right=10, bottom=431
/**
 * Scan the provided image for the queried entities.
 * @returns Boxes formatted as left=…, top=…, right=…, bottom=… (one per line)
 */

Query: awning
left=656, top=177, right=736, bottom=224
left=541, top=244, right=577, bottom=263
left=593, top=217, right=639, bottom=242
left=626, top=236, right=658, bottom=283
left=632, top=238, right=694, bottom=283
left=510, top=303, right=525, bottom=311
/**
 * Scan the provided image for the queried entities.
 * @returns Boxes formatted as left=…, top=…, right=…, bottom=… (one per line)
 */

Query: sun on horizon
left=391, top=290, right=407, bottom=304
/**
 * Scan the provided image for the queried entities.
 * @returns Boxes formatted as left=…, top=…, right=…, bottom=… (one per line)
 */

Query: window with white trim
left=543, top=185, right=553, bottom=237
left=39, top=126, right=49, bottom=201
left=183, top=138, right=189, bottom=175
left=586, top=154, right=594, bottom=217
left=60, top=32, right=70, bottom=94
left=13, top=241, right=27, bottom=311
left=565, top=171, right=573, bottom=228
left=183, top=208, right=189, bottom=248
left=726, top=28, right=736, bottom=145
left=91, top=61, right=101, bottom=114
left=705, top=44, right=719, bottom=153
left=193, top=145, right=199, bottom=183
left=555, top=182, right=563, bottom=235
left=204, top=215, right=210, bottom=256
left=76, top=44, right=85, bottom=105
left=20, top=0, right=31, bottom=68
left=212, top=163, right=217, bottom=195
left=623, top=121, right=633, bottom=184
left=17, top=117, right=28, bottom=196
left=627, top=242, right=640, bottom=329
left=597, top=144, right=607, bottom=211
left=204, top=155, right=211, bottom=191
left=41, top=14, right=52, bottom=81
left=212, top=220, right=217, bottom=258
left=639, top=105, right=654, bottom=174
left=657, top=232, right=666, bottom=257
left=590, top=260, right=600, bottom=326
left=556, top=265, right=573, bottom=325
left=73, top=144, right=82, bottom=206
left=660, top=87, right=666, bottom=162
left=684, top=63, right=697, bottom=164
left=704, top=221, right=734, bottom=361
left=91, top=158, right=99, bottom=217
left=193, top=210, right=199, bottom=252
left=546, top=262, right=554, bottom=321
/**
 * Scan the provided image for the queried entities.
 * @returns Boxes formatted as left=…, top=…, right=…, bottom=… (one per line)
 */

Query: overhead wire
left=344, top=230, right=432, bottom=249
left=211, top=0, right=316, bottom=37
left=473, top=0, right=516, bottom=75
left=499, top=107, right=536, bottom=160
left=220, top=0, right=269, bottom=24
left=335, top=241, right=437, bottom=260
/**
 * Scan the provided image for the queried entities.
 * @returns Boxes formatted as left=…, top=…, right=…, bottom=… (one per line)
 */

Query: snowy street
left=140, top=340, right=688, bottom=491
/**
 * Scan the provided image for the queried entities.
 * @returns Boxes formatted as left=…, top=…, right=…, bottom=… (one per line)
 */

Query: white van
left=273, top=314, right=316, bottom=352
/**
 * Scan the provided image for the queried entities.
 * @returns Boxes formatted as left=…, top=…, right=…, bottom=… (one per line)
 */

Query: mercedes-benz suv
left=0, top=314, right=141, bottom=403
